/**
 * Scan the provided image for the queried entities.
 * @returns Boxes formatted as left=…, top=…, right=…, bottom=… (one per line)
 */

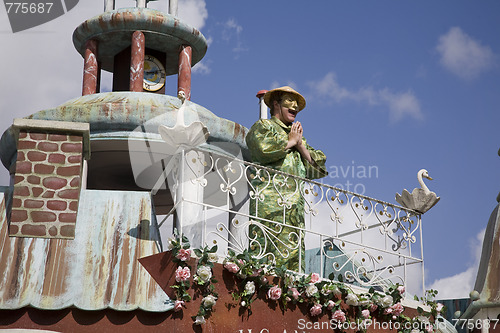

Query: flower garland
left=169, top=232, right=444, bottom=330
left=169, top=229, right=219, bottom=325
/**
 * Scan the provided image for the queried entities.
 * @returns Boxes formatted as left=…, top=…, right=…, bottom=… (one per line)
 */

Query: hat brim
left=263, top=86, right=306, bottom=111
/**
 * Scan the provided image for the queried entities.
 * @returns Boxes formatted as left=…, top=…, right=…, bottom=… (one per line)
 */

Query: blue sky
left=1, top=0, right=499, bottom=299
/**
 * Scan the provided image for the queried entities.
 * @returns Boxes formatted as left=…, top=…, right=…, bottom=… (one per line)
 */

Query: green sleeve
left=246, top=120, right=289, bottom=164
left=304, top=143, right=328, bottom=180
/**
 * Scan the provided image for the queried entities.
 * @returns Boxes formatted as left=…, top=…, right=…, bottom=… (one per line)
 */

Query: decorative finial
left=395, top=169, right=440, bottom=214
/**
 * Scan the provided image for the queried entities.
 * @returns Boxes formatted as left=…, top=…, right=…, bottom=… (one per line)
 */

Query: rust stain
left=486, top=227, right=500, bottom=302
left=0, top=191, right=169, bottom=311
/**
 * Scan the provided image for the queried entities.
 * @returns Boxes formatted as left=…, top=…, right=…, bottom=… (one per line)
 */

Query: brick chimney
left=9, top=119, right=90, bottom=239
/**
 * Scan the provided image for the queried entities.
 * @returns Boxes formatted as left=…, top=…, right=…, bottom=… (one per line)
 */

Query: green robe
left=245, top=116, right=328, bottom=271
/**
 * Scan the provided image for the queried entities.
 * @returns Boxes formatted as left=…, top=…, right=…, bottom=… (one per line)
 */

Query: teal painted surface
left=0, top=92, right=249, bottom=171
left=72, top=8, right=207, bottom=74
left=0, top=189, right=172, bottom=312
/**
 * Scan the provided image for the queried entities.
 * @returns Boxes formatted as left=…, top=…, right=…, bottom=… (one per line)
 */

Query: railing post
left=169, top=0, right=178, bottom=16
left=419, top=215, right=425, bottom=296
left=173, top=150, right=204, bottom=249
left=104, top=0, right=114, bottom=11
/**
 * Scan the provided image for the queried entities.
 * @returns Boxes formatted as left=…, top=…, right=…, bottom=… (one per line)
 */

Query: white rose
left=202, top=294, right=217, bottom=307
left=194, top=316, right=206, bottom=325
left=196, top=265, right=212, bottom=283
left=346, top=293, right=359, bottom=306
left=305, top=283, right=318, bottom=297
left=208, top=253, right=219, bottom=262
left=245, top=281, right=256, bottom=295
left=167, top=236, right=176, bottom=250
left=358, top=296, right=370, bottom=307
left=378, top=295, right=393, bottom=308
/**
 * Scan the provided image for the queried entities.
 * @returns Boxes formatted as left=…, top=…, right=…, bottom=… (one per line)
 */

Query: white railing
left=157, top=148, right=424, bottom=295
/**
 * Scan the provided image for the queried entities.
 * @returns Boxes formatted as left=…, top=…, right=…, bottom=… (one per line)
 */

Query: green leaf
left=328, top=272, right=335, bottom=280
left=338, top=274, right=344, bottom=283
left=194, top=249, right=203, bottom=258
left=209, top=245, right=218, bottom=253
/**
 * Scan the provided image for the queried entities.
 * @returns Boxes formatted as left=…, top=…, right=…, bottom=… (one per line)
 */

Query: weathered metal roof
left=0, top=188, right=172, bottom=312
left=461, top=203, right=500, bottom=319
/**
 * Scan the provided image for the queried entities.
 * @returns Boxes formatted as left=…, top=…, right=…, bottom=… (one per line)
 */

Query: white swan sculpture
left=151, top=91, right=210, bottom=194
left=395, top=169, right=440, bottom=214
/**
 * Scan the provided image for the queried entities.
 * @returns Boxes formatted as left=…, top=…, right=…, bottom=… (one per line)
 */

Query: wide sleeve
left=304, top=143, right=328, bottom=180
left=246, top=120, right=290, bottom=164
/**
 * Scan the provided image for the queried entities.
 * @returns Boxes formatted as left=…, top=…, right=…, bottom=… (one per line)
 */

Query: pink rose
left=397, top=285, right=405, bottom=295
left=176, top=248, right=191, bottom=261
left=310, top=304, right=322, bottom=316
left=174, top=300, right=185, bottom=312
left=310, top=273, right=321, bottom=283
left=327, top=300, right=335, bottom=310
left=362, top=309, right=370, bottom=319
left=267, top=286, right=282, bottom=301
left=370, top=303, right=378, bottom=312
left=436, top=303, right=444, bottom=313
left=332, top=309, right=346, bottom=323
left=426, top=324, right=434, bottom=333
left=175, top=266, right=191, bottom=282
left=224, top=262, right=240, bottom=273
left=384, top=307, right=393, bottom=315
left=289, top=287, right=300, bottom=300
left=391, top=302, right=404, bottom=316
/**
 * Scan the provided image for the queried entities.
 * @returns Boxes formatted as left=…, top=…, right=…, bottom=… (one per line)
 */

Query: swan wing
left=396, top=189, right=417, bottom=210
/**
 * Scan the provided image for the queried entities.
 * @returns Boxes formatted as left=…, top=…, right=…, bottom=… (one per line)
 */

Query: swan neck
left=176, top=102, right=186, bottom=127
left=418, top=172, right=430, bottom=194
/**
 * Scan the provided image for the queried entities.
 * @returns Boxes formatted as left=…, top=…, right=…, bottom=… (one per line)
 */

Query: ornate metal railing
left=158, top=148, right=424, bottom=295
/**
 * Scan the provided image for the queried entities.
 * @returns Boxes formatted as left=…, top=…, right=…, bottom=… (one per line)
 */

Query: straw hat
left=263, top=86, right=306, bottom=111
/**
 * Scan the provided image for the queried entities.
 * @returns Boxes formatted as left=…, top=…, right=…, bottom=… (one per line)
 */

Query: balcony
left=149, top=147, right=425, bottom=296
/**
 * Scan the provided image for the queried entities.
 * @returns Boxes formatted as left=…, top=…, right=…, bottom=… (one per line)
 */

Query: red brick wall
left=10, top=131, right=84, bottom=239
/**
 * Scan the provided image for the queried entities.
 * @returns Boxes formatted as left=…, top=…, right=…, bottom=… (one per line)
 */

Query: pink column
left=177, top=45, right=192, bottom=100
left=82, top=39, right=98, bottom=96
left=130, top=30, right=145, bottom=92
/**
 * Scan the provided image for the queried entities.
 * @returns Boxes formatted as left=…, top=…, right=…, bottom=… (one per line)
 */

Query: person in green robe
left=245, top=86, right=328, bottom=272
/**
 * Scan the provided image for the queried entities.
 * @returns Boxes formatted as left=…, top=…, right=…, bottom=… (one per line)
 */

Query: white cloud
left=192, top=60, right=211, bottom=75
left=428, top=228, right=485, bottom=299
left=436, top=27, right=496, bottom=80
left=220, top=18, right=247, bottom=57
left=270, top=81, right=298, bottom=91
left=177, top=0, right=208, bottom=30
left=149, top=0, right=208, bottom=30
left=307, top=72, right=423, bottom=122
left=0, top=0, right=209, bottom=186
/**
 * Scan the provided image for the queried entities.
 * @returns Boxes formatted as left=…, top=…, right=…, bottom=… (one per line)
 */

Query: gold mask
left=280, top=93, right=299, bottom=111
